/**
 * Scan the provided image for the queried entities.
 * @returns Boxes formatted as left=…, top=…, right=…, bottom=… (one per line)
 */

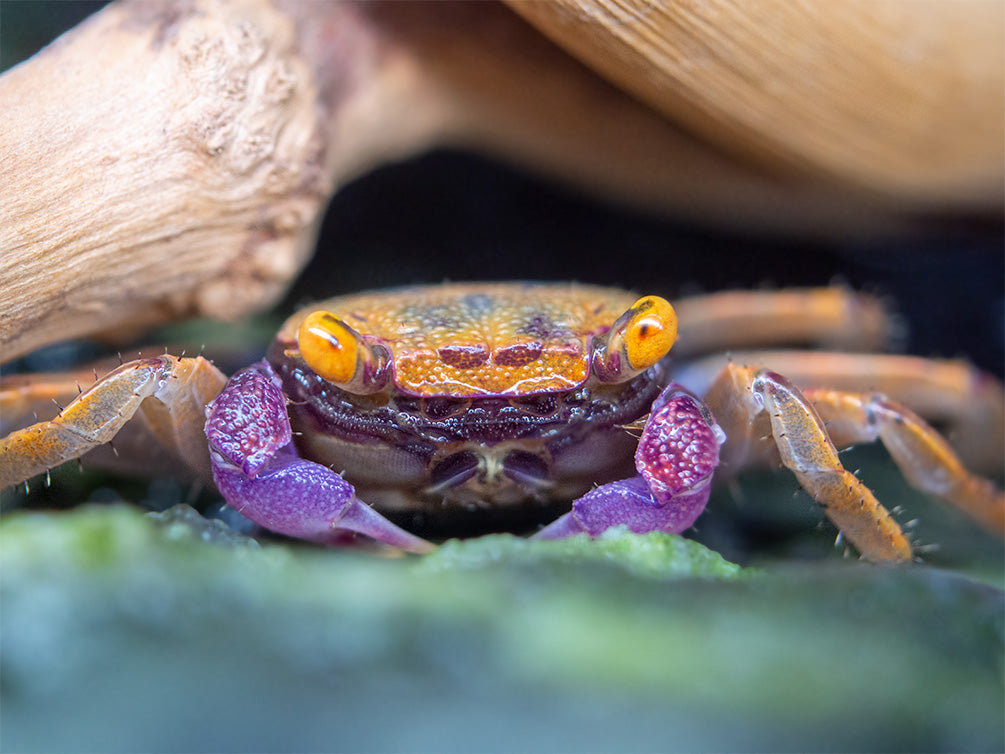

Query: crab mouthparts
left=425, top=448, right=552, bottom=497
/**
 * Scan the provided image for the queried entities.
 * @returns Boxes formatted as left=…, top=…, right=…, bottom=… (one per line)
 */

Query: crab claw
left=206, top=362, right=432, bottom=553
left=209, top=447, right=433, bottom=553
left=535, top=385, right=723, bottom=540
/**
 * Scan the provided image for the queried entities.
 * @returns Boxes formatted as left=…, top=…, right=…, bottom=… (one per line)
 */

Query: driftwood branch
left=1, top=0, right=1002, bottom=362
left=511, top=0, right=1005, bottom=205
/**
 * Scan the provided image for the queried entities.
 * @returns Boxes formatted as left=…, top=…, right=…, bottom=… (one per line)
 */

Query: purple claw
left=210, top=447, right=432, bottom=553
left=635, top=386, right=722, bottom=505
left=535, top=384, right=723, bottom=540
left=534, top=476, right=712, bottom=539
left=205, top=363, right=291, bottom=477
left=332, top=496, right=435, bottom=553
left=206, top=362, right=433, bottom=553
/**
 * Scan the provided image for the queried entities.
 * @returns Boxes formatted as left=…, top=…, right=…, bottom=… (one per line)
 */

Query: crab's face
left=265, top=283, right=678, bottom=524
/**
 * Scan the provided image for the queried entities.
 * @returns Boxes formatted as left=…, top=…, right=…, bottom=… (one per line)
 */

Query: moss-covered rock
left=1, top=505, right=1001, bottom=753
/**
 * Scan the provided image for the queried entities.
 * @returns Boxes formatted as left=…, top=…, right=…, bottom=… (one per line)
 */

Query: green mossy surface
left=2, top=505, right=1001, bottom=753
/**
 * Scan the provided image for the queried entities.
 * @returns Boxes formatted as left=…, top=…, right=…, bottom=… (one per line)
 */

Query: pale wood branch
left=510, top=0, right=1005, bottom=205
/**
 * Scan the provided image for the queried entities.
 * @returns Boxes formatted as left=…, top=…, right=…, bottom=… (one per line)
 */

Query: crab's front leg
left=535, top=385, right=724, bottom=540
left=205, top=362, right=432, bottom=553
left=1, top=355, right=226, bottom=487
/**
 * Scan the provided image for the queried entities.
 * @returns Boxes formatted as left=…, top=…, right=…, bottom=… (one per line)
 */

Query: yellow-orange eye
left=297, top=311, right=361, bottom=385
left=624, top=295, right=677, bottom=370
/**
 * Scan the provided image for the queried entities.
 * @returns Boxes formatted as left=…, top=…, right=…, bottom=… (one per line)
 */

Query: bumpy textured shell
left=277, top=282, right=640, bottom=397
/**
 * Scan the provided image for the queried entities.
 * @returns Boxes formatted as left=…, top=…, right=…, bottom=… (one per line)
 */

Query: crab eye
left=592, top=295, right=677, bottom=383
left=297, top=311, right=361, bottom=385
left=624, top=295, right=677, bottom=370
left=296, top=311, right=392, bottom=395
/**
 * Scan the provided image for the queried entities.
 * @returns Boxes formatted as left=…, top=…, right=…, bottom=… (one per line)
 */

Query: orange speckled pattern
left=279, top=283, right=641, bottom=397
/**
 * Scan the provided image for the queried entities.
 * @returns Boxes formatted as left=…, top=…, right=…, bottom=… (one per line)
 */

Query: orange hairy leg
left=705, top=364, right=912, bottom=562
left=678, top=351, right=1003, bottom=474
left=702, top=362, right=1003, bottom=562
left=0, top=356, right=227, bottom=487
left=806, top=390, right=1004, bottom=537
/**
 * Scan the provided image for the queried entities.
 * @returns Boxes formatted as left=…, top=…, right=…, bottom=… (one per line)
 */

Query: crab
left=2, top=282, right=1002, bottom=562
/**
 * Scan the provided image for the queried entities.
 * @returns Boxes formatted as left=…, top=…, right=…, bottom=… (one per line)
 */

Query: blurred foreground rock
left=1, top=505, right=1001, bottom=753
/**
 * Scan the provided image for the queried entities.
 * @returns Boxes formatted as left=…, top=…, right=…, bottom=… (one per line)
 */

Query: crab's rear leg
left=806, top=389, right=1004, bottom=535
left=206, top=362, right=433, bottom=553
left=706, top=363, right=1004, bottom=562
left=1, top=356, right=226, bottom=487
left=535, top=385, right=724, bottom=540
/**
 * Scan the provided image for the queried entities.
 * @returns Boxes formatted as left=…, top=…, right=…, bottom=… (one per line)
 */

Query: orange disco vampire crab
left=2, top=282, right=1002, bottom=562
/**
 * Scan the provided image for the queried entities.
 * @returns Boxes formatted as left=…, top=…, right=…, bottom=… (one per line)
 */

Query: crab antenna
left=592, top=295, right=677, bottom=383
left=295, top=311, right=391, bottom=395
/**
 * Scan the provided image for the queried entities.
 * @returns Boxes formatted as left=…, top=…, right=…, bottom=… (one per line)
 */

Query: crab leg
left=1, top=370, right=102, bottom=436
left=535, top=385, right=724, bottom=540
left=705, top=363, right=1004, bottom=562
left=672, top=288, right=893, bottom=359
left=0, top=356, right=226, bottom=487
left=205, top=362, right=433, bottom=553
left=805, top=389, right=1004, bottom=536
left=674, top=350, right=1004, bottom=473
